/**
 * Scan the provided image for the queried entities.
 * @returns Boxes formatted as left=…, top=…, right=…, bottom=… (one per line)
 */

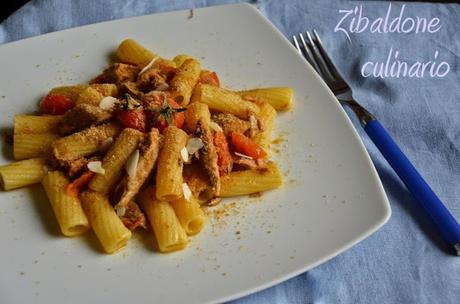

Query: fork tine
left=298, top=33, right=322, bottom=76
left=292, top=35, right=302, bottom=55
left=312, top=30, right=344, bottom=83
left=306, top=31, right=334, bottom=82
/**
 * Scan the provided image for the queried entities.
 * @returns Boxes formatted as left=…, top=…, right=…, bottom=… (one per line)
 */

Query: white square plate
left=0, top=4, right=390, bottom=303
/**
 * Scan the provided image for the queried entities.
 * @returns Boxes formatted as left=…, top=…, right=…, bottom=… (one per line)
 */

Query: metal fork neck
left=339, top=99, right=375, bottom=127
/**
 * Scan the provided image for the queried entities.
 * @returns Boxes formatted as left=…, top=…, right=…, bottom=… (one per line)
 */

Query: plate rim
left=0, top=3, right=392, bottom=303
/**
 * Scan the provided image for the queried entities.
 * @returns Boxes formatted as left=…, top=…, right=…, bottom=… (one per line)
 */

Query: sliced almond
left=209, top=121, right=223, bottom=132
left=115, top=206, right=126, bottom=217
left=87, top=161, right=105, bottom=174
left=234, top=152, right=253, bottom=160
left=99, top=96, right=118, bottom=111
left=182, top=183, right=192, bottom=201
left=125, top=149, right=140, bottom=177
left=180, top=147, right=189, bottom=163
left=186, top=137, right=204, bottom=155
left=138, top=56, right=159, bottom=75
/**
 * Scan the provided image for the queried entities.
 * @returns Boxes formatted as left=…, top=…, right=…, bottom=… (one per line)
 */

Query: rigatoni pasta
left=13, top=115, right=62, bottom=160
left=184, top=102, right=211, bottom=132
left=173, top=54, right=193, bottom=67
left=89, top=128, right=144, bottom=195
left=139, top=186, right=188, bottom=252
left=219, top=162, right=283, bottom=197
left=169, top=58, right=201, bottom=106
left=80, top=190, right=132, bottom=254
left=90, top=83, right=119, bottom=97
left=0, top=38, right=293, bottom=255
left=0, top=158, right=48, bottom=190
left=14, top=133, right=59, bottom=160
left=14, top=115, right=63, bottom=134
left=238, top=87, right=294, bottom=111
left=116, top=38, right=155, bottom=67
left=155, top=126, right=188, bottom=201
left=170, top=195, right=205, bottom=235
left=191, top=83, right=260, bottom=118
left=49, top=85, right=87, bottom=102
left=52, top=122, right=121, bottom=161
left=42, top=171, right=90, bottom=236
left=75, top=87, right=105, bottom=106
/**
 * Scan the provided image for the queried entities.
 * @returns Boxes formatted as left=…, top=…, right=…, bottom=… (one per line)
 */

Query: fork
left=293, top=31, right=460, bottom=255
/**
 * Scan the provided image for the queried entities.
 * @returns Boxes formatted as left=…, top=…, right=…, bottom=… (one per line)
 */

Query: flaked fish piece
left=195, top=118, right=220, bottom=196
left=91, top=63, right=140, bottom=84
left=114, top=128, right=161, bottom=213
left=58, top=104, right=112, bottom=136
left=212, top=113, right=250, bottom=137
left=136, top=66, right=169, bottom=92
left=50, top=156, right=88, bottom=178
left=119, top=200, right=147, bottom=231
left=51, top=122, right=121, bottom=177
left=247, top=111, right=264, bottom=138
left=118, top=81, right=143, bottom=98
left=233, top=154, right=268, bottom=170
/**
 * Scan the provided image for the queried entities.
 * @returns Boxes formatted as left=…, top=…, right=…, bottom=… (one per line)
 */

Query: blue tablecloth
left=2, top=1, right=459, bottom=303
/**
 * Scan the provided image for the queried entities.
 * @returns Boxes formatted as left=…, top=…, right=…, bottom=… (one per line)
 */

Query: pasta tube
left=169, top=58, right=201, bottom=106
left=50, top=84, right=117, bottom=102
left=49, top=85, right=87, bottom=102
left=219, top=162, right=283, bottom=197
left=89, top=128, right=144, bottom=195
left=90, top=83, right=119, bottom=97
left=252, top=103, right=277, bottom=152
left=14, top=133, right=59, bottom=160
left=14, top=115, right=63, bottom=134
left=139, top=186, right=188, bottom=252
left=75, top=87, right=104, bottom=106
left=183, top=164, right=214, bottom=203
left=52, top=122, right=121, bottom=161
left=184, top=102, right=211, bottom=133
left=237, top=87, right=293, bottom=111
left=80, top=191, right=132, bottom=254
left=0, top=158, right=48, bottom=190
left=42, top=171, right=90, bottom=236
left=153, top=57, right=176, bottom=69
left=155, top=126, right=188, bottom=201
left=173, top=54, right=193, bottom=67
left=116, top=39, right=155, bottom=67
left=13, top=115, right=62, bottom=159
left=191, top=84, right=260, bottom=118
left=170, top=195, right=205, bottom=235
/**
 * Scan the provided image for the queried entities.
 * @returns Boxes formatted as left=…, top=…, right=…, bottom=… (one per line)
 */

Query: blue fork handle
left=365, top=119, right=460, bottom=251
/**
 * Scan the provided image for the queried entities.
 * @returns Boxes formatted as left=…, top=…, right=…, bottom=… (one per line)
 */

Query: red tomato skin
left=214, top=131, right=233, bottom=175
left=115, top=109, right=146, bottom=132
left=230, top=132, right=267, bottom=160
left=146, top=111, right=167, bottom=133
left=39, top=94, right=75, bottom=115
left=144, top=96, right=185, bottom=133
left=200, top=71, right=220, bottom=87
